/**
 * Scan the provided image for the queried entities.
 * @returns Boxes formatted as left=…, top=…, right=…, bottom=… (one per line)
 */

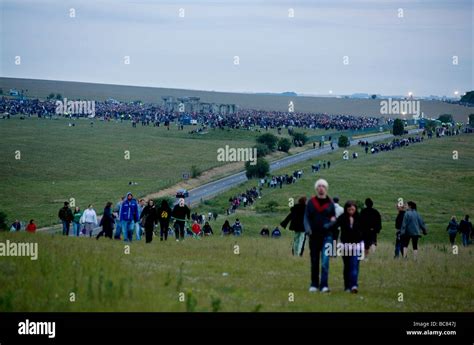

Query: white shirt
left=81, top=209, right=97, bottom=225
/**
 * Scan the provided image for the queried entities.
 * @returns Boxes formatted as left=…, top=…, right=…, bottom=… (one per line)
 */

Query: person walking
left=119, top=192, right=139, bottom=242
left=157, top=199, right=172, bottom=241
left=81, top=204, right=98, bottom=237
left=400, top=201, right=427, bottom=259
left=140, top=199, right=158, bottom=243
left=304, top=179, right=337, bottom=293
left=360, top=198, right=382, bottom=256
left=58, top=201, right=73, bottom=236
left=446, top=216, right=459, bottom=246
left=280, top=196, right=307, bottom=256
left=333, top=200, right=363, bottom=293
left=459, top=215, right=472, bottom=247
left=394, top=203, right=406, bottom=258
left=72, top=206, right=83, bottom=237
left=172, top=198, right=190, bottom=241
left=96, top=202, right=114, bottom=239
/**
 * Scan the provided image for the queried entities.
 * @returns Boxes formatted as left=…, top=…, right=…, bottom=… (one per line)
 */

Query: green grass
left=0, top=117, right=328, bottom=227
left=196, top=134, right=474, bottom=244
left=0, top=134, right=473, bottom=312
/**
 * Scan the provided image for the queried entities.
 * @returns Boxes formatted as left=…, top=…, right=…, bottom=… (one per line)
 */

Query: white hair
left=314, top=179, right=329, bottom=191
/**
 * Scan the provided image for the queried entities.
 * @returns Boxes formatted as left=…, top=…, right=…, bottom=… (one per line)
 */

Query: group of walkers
left=277, top=178, right=430, bottom=294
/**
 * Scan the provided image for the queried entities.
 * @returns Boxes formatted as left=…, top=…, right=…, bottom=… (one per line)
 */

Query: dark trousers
left=145, top=224, right=154, bottom=243
left=175, top=221, right=185, bottom=240
left=394, top=230, right=402, bottom=257
left=160, top=221, right=169, bottom=240
left=62, top=220, right=71, bottom=236
left=96, top=226, right=113, bottom=239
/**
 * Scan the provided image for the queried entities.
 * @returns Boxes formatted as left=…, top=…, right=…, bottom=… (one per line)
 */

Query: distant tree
left=438, top=114, right=453, bottom=124
left=338, top=135, right=350, bottom=148
left=460, top=91, right=474, bottom=104
left=245, top=158, right=270, bottom=179
left=55, top=93, right=63, bottom=100
left=47, top=93, right=55, bottom=100
left=0, top=89, right=3, bottom=95
left=469, top=114, right=474, bottom=128
left=290, top=132, right=308, bottom=145
left=393, top=118, right=405, bottom=136
left=277, top=138, right=292, bottom=152
left=256, top=133, right=279, bottom=151
left=253, top=143, right=270, bottom=157
left=371, top=94, right=377, bottom=99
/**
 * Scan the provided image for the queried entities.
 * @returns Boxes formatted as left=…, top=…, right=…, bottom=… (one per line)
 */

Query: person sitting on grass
left=203, top=222, right=213, bottom=236
left=271, top=227, right=282, bottom=238
left=191, top=220, right=202, bottom=236
left=221, top=220, right=232, bottom=236
left=260, top=226, right=270, bottom=237
left=26, top=219, right=36, bottom=233
left=10, top=219, right=22, bottom=232
left=232, top=219, right=243, bottom=236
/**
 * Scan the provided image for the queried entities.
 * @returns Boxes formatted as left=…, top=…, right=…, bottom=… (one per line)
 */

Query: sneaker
left=344, top=289, right=351, bottom=293
left=308, top=286, right=318, bottom=293
left=176, top=239, right=179, bottom=242
left=351, top=286, right=358, bottom=294
left=320, top=287, right=330, bottom=293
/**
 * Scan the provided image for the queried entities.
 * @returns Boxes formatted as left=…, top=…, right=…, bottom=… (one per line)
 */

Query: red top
left=191, top=223, right=201, bottom=235
left=26, top=223, right=37, bottom=233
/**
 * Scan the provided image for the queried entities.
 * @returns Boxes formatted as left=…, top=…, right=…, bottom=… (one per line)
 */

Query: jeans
left=462, top=233, right=469, bottom=246
left=62, top=220, right=71, bottom=236
left=394, top=231, right=402, bottom=257
left=309, top=234, right=332, bottom=289
left=114, top=220, right=122, bottom=239
left=73, top=222, right=81, bottom=237
left=135, top=222, right=142, bottom=241
left=121, top=220, right=135, bottom=242
left=342, top=255, right=360, bottom=290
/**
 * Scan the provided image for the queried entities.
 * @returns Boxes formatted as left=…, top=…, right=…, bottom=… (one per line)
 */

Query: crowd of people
left=0, top=96, right=382, bottom=132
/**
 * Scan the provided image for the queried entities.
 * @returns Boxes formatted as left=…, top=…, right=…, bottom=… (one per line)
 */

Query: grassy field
left=0, top=117, right=328, bottom=227
left=0, top=134, right=473, bottom=312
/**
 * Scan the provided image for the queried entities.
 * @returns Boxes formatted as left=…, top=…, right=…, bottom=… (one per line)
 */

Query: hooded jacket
left=119, top=192, right=139, bottom=222
left=303, top=196, right=336, bottom=237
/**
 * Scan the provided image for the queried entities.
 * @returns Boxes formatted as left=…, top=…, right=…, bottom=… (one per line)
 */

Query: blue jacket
left=119, top=195, right=139, bottom=222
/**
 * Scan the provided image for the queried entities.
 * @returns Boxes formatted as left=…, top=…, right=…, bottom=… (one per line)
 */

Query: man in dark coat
left=58, top=201, right=74, bottom=236
left=304, top=179, right=336, bottom=293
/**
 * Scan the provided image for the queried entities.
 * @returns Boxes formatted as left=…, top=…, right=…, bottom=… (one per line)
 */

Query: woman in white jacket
left=80, top=204, right=98, bottom=237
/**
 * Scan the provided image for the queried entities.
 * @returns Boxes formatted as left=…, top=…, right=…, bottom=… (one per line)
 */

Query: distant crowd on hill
left=0, top=96, right=381, bottom=131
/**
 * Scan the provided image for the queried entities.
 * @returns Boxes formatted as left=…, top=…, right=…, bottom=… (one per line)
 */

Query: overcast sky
left=0, top=0, right=472, bottom=96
